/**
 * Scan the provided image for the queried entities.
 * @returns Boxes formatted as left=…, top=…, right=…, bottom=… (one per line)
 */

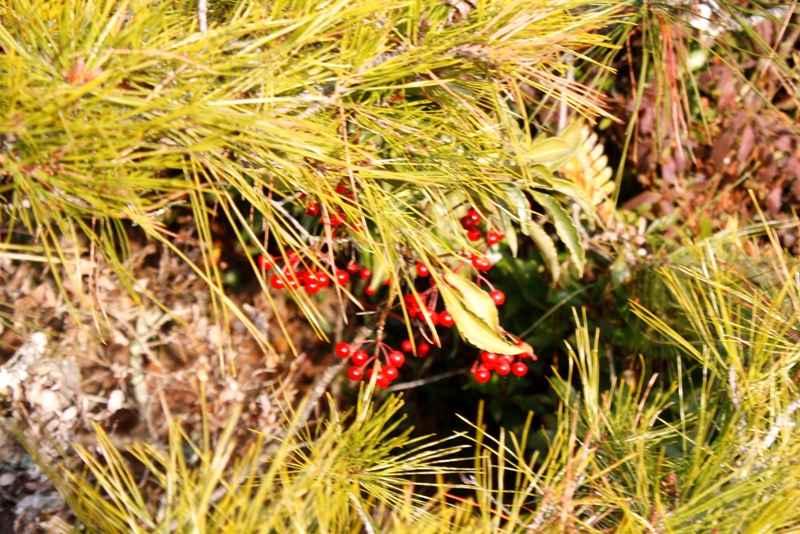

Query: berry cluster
left=260, top=197, right=535, bottom=385
left=471, top=341, right=537, bottom=384
left=335, top=339, right=430, bottom=389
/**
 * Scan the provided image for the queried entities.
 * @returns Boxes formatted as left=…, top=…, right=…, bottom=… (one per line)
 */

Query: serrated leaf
left=545, top=178, right=595, bottom=221
left=500, top=184, right=531, bottom=233
left=560, top=120, right=584, bottom=155
left=532, top=192, right=586, bottom=278
left=524, top=137, right=572, bottom=168
left=444, top=271, right=499, bottom=331
left=528, top=223, right=561, bottom=283
left=439, top=286, right=525, bottom=355
left=498, top=210, right=518, bottom=257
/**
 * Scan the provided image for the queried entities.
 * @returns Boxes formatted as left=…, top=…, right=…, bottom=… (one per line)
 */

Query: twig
left=761, top=397, right=800, bottom=451
left=198, top=0, right=208, bottom=33
left=349, top=492, right=377, bottom=534
left=265, top=197, right=352, bottom=245
left=384, top=368, right=467, bottom=392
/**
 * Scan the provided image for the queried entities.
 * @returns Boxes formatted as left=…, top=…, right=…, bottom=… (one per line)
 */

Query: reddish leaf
left=766, top=185, right=783, bottom=216
left=737, top=125, right=755, bottom=165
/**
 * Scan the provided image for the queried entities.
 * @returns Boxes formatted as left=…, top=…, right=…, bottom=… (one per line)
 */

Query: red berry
left=270, top=274, right=284, bottom=289
left=348, top=367, right=364, bottom=381
left=500, top=354, right=515, bottom=364
left=461, top=209, right=481, bottom=229
left=495, top=361, right=511, bottom=376
left=302, top=270, right=318, bottom=285
left=305, top=280, right=321, bottom=294
left=306, top=203, right=320, bottom=216
left=439, top=311, right=454, bottom=327
left=384, top=365, right=399, bottom=381
left=335, top=342, right=351, bottom=359
left=365, top=286, right=377, bottom=296
left=417, top=341, right=431, bottom=357
left=401, top=340, right=413, bottom=353
left=335, top=184, right=348, bottom=194
left=359, top=268, right=371, bottom=279
left=376, top=375, right=391, bottom=388
left=511, top=362, right=528, bottom=377
left=329, top=213, right=346, bottom=227
left=486, top=230, right=503, bottom=245
left=317, top=271, right=330, bottom=286
left=420, top=309, right=439, bottom=326
left=472, top=256, right=492, bottom=271
left=351, top=350, right=369, bottom=366
left=490, top=290, right=505, bottom=305
left=467, top=228, right=483, bottom=242
left=388, top=350, right=405, bottom=367
left=416, top=263, right=430, bottom=277
left=258, top=254, right=274, bottom=270
left=481, top=351, right=498, bottom=369
left=474, top=368, right=491, bottom=383
left=346, top=262, right=360, bottom=274
left=335, top=270, right=350, bottom=285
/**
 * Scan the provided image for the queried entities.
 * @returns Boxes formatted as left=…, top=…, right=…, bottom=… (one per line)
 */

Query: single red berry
left=305, top=280, right=321, bottom=294
left=490, top=290, right=505, bottom=305
left=460, top=215, right=477, bottom=229
left=500, top=354, right=515, bottom=364
left=486, top=230, right=503, bottom=245
left=348, top=367, right=364, bottom=381
left=317, top=271, right=331, bottom=287
left=351, top=350, right=369, bottom=366
left=306, top=203, right=320, bottom=216
left=270, top=274, right=285, bottom=290
left=329, top=213, right=346, bottom=227
left=384, top=277, right=392, bottom=286
left=474, top=368, right=491, bottom=383
left=376, top=375, right=391, bottom=388
left=417, top=341, right=431, bottom=357
left=467, top=208, right=481, bottom=224
left=365, top=286, right=378, bottom=296
left=495, top=361, right=511, bottom=376
left=335, top=184, right=348, bottom=194
left=467, top=227, right=483, bottom=242
left=472, top=256, right=492, bottom=271
left=416, top=263, right=430, bottom=277
left=511, top=362, right=528, bottom=377
left=388, top=350, right=405, bottom=367
left=335, top=342, right=351, bottom=359
left=384, top=365, right=399, bottom=381
left=299, top=193, right=308, bottom=200
left=302, top=270, right=318, bottom=286
left=439, top=311, right=454, bottom=327
left=481, top=351, right=498, bottom=369
left=359, top=268, right=371, bottom=279
left=336, top=269, right=350, bottom=285
left=401, top=340, right=413, bottom=353
left=420, top=309, right=439, bottom=326
left=258, top=254, right=274, bottom=270
left=346, top=262, right=360, bottom=274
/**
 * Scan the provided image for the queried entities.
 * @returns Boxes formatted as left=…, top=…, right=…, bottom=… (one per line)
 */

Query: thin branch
left=198, top=0, right=208, bottom=33
left=384, top=368, right=467, bottom=392
left=349, top=492, right=377, bottom=534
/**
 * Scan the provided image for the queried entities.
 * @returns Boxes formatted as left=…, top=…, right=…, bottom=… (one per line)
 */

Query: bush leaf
left=444, top=271, right=499, bottom=331
left=440, top=285, right=525, bottom=355
left=532, top=192, right=586, bottom=277
left=528, top=223, right=562, bottom=283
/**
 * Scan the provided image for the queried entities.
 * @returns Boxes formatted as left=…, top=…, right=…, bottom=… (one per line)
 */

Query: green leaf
left=444, top=271, right=499, bottom=331
left=528, top=223, right=561, bottom=283
left=440, top=285, right=525, bottom=355
left=524, top=137, right=572, bottom=168
left=544, top=178, right=595, bottom=223
left=560, top=120, right=584, bottom=155
left=532, top=192, right=586, bottom=278
left=498, top=210, right=518, bottom=257
left=500, top=184, right=531, bottom=235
